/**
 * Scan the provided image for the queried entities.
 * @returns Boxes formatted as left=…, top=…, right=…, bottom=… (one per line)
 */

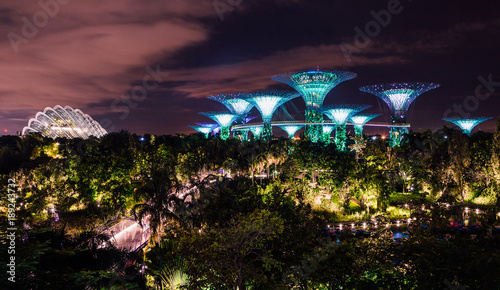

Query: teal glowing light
left=272, top=69, right=357, bottom=142
left=350, top=114, right=381, bottom=136
left=272, top=70, right=357, bottom=109
left=322, top=125, right=336, bottom=144
left=389, top=127, right=407, bottom=147
left=319, top=105, right=370, bottom=151
left=323, top=125, right=336, bottom=134
left=359, top=83, right=439, bottom=123
left=320, top=105, right=370, bottom=125
left=190, top=126, right=212, bottom=138
left=199, top=112, right=238, bottom=127
left=244, top=90, right=299, bottom=140
left=442, top=117, right=492, bottom=135
left=207, top=94, right=253, bottom=116
left=199, top=112, right=239, bottom=140
left=247, top=126, right=263, bottom=140
left=350, top=114, right=380, bottom=126
left=277, top=125, right=304, bottom=139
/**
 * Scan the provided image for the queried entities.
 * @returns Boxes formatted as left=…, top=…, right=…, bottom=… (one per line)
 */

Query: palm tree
left=132, top=146, right=188, bottom=243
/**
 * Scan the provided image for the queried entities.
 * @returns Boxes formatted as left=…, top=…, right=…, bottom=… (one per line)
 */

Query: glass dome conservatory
left=22, top=105, right=107, bottom=139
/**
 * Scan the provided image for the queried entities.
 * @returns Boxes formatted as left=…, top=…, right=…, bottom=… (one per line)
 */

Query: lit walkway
left=232, top=121, right=410, bottom=130
left=99, top=217, right=151, bottom=252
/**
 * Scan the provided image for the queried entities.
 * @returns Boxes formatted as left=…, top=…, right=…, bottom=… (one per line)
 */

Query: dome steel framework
left=22, top=105, right=107, bottom=139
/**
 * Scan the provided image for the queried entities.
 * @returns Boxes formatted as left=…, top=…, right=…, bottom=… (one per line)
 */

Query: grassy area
left=388, top=192, right=427, bottom=203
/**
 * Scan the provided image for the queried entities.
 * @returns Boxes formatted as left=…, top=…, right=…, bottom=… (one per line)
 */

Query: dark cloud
left=2, top=0, right=500, bottom=136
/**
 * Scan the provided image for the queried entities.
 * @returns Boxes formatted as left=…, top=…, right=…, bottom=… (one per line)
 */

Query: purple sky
left=2, top=0, right=500, bottom=137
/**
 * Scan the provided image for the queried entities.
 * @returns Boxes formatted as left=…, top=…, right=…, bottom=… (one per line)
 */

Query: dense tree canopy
left=1, top=125, right=500, bottom=289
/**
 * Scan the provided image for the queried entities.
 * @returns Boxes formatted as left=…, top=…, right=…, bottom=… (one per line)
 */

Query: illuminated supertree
left=272, top=69, right=357, bottom=142
left=189, top=126, right=213, bottom=138
left=350, top=114, right=381, bottom=136
left=321, top=125, right=336, bottom=144
left=196, top=122, right=219, bottom=131
left=319, top=104, right=370, bottom=151
left=247, top=126, right=263, bottom=140
left=442, top=117, right=492, bottom=136
left=359, top=82, right=440, bottom=147
left=199, top=112, right=239, bottom=140
left=244, top=90, right=299, bottom=140
left=207, top=93, right=253, bottom=122
left=277, top=125, right=304, bottom=139
left=233, top=116, right=258, bottom=140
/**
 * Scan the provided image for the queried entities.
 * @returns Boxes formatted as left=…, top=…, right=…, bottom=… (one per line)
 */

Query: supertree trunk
left=220, top=126, right=230, bottom=140
left=335, top=124, right=347, bottom=151
left=261, top=123, right=273, bottom=141
left=305, top=109, right=323, bottom=143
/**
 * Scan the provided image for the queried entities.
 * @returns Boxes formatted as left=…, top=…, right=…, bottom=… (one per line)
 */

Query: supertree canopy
left=244, top=90, right=299, bottom=140
left=350, top=114, right=381, bottom=136
left=207, top=93, right=254, bottom=118
left=319, top=104, right=370, bottom=151
left=199, top=112, right=239, bottom=140
left=22, top=105, right=107, bottom=139
left=359, top=82, right=439, bottom=147
left=189, top=126, right=213, bottom=138
left=272, top=69, right=357, bottom=142
left=442, top=117, right=492, bottom=136
left=321, top=125, right=336, bottom=144
left=277, top=125, right=304, bottom=139
left=359, top=82, right=440, bottom=123
left=247, top=126, right=263, bottom=140
left=195, top=123, right=219, bottom=136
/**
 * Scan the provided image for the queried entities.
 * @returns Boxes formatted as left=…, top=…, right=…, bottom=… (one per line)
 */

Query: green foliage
left=2, top=127, right=500, bottom=288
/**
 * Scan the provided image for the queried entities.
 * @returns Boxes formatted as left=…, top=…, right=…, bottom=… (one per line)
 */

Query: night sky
left=2, top=0, right=500, bottom=137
